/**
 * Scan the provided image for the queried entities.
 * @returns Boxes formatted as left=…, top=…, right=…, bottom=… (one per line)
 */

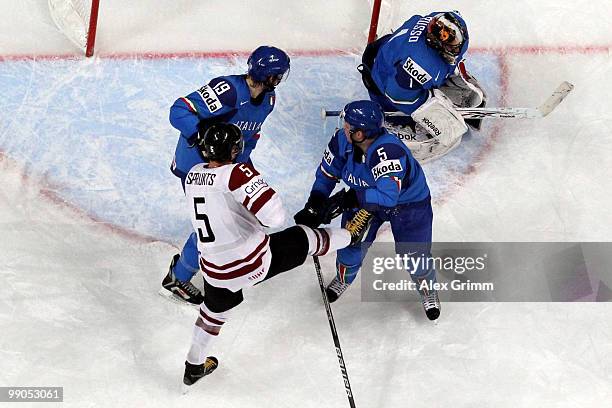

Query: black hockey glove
left=319, top=189, right=348, bottom=225
left=186, top=130, right=200, bottom=148
left=294, top=192, right=328, bottom=228
left=342, top=188, right=360, bottom=210
left=188, top=120, right=212, bottom=148
left=322, top=188, right=360, bottom=221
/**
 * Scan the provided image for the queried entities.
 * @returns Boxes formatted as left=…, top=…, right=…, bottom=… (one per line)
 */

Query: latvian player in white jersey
left=180, top=123, right=360, bottom=387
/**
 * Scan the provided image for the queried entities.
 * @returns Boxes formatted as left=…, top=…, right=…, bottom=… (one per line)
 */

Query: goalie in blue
left=359, top=11, right=487, bottom=163
left=294, top=100, right=440, bottom=320
left=161, top=46, right=290, bottom=305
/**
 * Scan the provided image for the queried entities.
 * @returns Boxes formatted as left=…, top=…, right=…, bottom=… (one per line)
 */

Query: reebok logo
left=397, top=133, right=417, bottom=141
left=197, top=85, right=222, bottom=113
left=372, top=159, right=403, bottom=180
left=422, top=118, right=441, bottom=137
left=402, top=58, right=432, bottom=85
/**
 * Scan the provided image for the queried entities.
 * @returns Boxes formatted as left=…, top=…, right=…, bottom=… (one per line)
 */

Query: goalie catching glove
left=439, top=60, right=488, bottom=130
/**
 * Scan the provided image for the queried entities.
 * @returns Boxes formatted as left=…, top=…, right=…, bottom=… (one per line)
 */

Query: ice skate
left=326, top=276, right=351, bottom=303
left=160, top=254, right=204, bottom=305
left=183, top=356, right=219, bottom=387
left=421, top=290, right=441, bottom=321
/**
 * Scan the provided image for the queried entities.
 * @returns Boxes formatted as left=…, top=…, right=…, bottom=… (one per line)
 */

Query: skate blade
left=158, top=287, right=200, bottom=310
left=180, top=357, right=218, bottom=395
left=181, top=382, right=192, bottom=395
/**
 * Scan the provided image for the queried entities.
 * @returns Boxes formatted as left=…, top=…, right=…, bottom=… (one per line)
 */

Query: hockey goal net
left=367, top=0, right=414, bottom=43
left=48, top=0, right=100, bottom=57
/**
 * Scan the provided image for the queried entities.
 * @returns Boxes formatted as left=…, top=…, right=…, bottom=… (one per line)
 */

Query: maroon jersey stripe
left=200, top=235, right=269, bottom=270
left=202, top=251, right=267, bottom=280
left=250, top=189, right=275, bottom=215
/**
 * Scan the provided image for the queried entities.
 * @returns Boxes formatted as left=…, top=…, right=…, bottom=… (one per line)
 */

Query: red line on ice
left=0, top=44, right=606, bottom=241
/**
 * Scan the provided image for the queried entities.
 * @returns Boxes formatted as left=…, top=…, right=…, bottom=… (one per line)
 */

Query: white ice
left=1, top=1, right=611, bottom=407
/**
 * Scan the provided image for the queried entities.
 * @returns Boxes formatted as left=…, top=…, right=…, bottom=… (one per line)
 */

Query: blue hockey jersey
left=170, top=74, right=276, bottom=178
left=370, top=11, right=469, bottom=115
left=311, top=129, right=430, bottom=210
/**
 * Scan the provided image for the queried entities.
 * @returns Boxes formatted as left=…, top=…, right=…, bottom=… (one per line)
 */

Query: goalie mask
left=426, top=12, right=468, bottom=65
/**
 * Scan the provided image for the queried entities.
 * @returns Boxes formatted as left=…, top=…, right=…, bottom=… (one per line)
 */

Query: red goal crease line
left=0, top=44, right=609, bottom=62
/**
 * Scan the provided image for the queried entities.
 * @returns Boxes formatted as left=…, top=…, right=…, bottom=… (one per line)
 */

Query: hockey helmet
left=247, top=46, right=290, bottom=89
left=199, top=123, right=244, bottom=162
left=426, top=11, right=469, bottom=64
left=341, top=100, right=385, bottom=141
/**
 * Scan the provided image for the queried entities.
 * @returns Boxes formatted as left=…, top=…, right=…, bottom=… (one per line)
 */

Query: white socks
left=186, top=303, right=230, bottom=365
left=298, top=225, right=351, bottom=256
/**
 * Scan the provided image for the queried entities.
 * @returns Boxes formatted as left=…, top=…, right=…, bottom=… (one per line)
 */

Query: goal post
left=367, top=0, right=383, bottom=44
left=366, top=0, right=418, bottom=44
left=48, top=0, right=100, bottom=57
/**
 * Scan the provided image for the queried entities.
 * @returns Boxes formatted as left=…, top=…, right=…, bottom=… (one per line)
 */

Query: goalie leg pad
left=411, top=89, right=468, bottom=147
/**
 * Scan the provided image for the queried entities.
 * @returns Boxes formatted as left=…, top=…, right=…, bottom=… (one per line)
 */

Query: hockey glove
left=321, top=188, right=360, bottom=222
left=342, top=188, right=360, bottom=210
left=294, top=192, right=328, bottom=228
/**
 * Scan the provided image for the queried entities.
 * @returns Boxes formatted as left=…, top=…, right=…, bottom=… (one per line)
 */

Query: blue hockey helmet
left=247, top=46, right=290, bottom=87
left=426, top=11, right=469, bottom=64
left=341, top=100, right=385, bottom=140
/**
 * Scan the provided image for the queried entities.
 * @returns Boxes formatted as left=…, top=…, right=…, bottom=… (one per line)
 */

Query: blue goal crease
left=0, top=54, right=502, bottom=244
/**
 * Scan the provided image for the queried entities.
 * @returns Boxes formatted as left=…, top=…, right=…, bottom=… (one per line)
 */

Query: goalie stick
left=313, top=256, right=357, bottom=408
left=322, top=81, right=574, bottom=120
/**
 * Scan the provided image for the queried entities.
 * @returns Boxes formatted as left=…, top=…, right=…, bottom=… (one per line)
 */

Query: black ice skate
left=421, top=290, right=441, bottom=321
left=326, top=276, right=351, bottom=303
left=346, top=209, right=374, bottom=246
left=160, top=254, right=204, bottom=305
left=183, top=356, right=219, bottom=386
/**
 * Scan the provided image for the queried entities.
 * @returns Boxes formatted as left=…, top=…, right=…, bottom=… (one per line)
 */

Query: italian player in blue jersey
left=359, top=11, right=487, bottom=162
left=161, top=46, right=290, bottom=305
left=294, top=100, right=440, bottom=320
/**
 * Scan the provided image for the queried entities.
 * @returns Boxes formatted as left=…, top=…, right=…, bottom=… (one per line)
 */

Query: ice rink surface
left=1, top=1, right=611, bottom=407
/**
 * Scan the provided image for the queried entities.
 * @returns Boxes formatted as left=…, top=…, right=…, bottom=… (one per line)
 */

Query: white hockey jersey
left=184, top=162, right=286, bottom=292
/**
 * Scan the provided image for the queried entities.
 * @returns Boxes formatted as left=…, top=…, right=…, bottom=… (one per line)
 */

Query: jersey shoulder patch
left=368, top=141, right=407, bottom=180
left=228, top=163, right=261, bottom=191
left=268, top=92, right=276, bottom=107
left=328, top=129, right=345, bottom=156
left=196, top=77, right=237, bottom=113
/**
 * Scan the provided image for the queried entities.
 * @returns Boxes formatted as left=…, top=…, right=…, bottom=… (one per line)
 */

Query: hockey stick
left=313, top=256, right=357, bottom=408
left=321, top=81, right=574, bottom=120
